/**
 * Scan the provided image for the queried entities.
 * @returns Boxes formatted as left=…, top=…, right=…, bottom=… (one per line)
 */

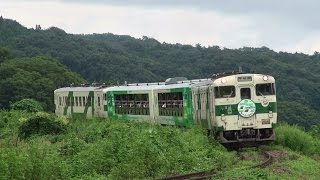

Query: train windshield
left=215, top=86, right=235, bottom=98
left=256, top=83, right=276, bottom=96
left=241, top=88, right=251, bottom=99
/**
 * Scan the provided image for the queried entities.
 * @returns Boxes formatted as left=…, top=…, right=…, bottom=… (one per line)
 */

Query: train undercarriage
left=219, top=128, right=275, bottom=148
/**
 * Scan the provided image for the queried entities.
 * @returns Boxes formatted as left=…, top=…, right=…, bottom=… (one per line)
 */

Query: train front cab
left=214, top=74, right=277, bottom=145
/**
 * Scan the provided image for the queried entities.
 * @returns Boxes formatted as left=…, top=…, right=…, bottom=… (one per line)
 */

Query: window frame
left=214, top=86, right=236, bottom=98
left=255, top=83, right=276, bottom=96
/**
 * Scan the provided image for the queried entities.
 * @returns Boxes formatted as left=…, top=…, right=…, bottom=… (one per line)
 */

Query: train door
left=199, top=87, right=208, bottom=127
left=191, top=87, right=201, bottom=124
left=55, top=94, right=62, bottom=115
left=94, top=91, right=104, bottom=117
left=208, top=86, right=215, bottom=130
left=237, top=86, right=256, bottom=128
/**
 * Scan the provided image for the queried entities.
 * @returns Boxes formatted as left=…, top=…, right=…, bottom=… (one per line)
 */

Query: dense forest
left=0, top=47, right=84, bottom=111
left=1, top=17, right=320, bottom=130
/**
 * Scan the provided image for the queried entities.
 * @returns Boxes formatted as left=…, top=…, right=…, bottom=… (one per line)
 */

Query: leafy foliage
left=0, top=112, right=236, bottom=179
left=1, top=111, right=320, bottom=179
left=18, top=113, right=67, bottom=139
left=0, top=139, right=69, bottom=180
left=274, top=124, right=320, bottom=155
left=10, top=98, right=44, bottom=112
left=0, top=55, right=84, bottom=111
left=0, top=46, right=12, bottom=63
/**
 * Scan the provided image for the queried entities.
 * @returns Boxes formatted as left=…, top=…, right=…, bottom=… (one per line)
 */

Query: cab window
left=241, top=88, right=251, bottom=99
left=215, top=86, right=235, bottom=98
left=256, top=83, right=275, bottom=96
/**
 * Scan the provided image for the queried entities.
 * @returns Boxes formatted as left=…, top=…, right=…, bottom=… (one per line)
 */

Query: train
left=54, top=72, right=277, bottom=144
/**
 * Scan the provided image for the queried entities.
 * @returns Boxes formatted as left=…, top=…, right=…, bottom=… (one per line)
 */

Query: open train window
left=158, top=92, right=183, bottom=117
left=215, top=86, right=235, bottom=98
left=256, top=83, right=275, bottom=96
left=114, top=94, right=149, bottom=115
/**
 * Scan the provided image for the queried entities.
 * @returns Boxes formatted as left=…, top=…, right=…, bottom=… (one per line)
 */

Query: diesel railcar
left=54, top=73, right=277, bottom=144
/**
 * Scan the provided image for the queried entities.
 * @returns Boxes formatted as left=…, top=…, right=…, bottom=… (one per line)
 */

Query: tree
left=10, top=98, right=44, bottom=112
left=0, top=47, right=12, bottom=63
left=0, top=56, right=84, bottom=111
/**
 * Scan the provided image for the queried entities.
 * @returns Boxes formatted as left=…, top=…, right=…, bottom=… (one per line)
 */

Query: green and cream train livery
left=211, top=73, right=277, bottom=144
left=54, top=73, right=277, bottom=144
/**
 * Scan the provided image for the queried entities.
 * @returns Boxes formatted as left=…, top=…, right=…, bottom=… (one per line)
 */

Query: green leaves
left=275, top=124, right=320, bottom=155
left=0, top=55, right=84, bottom=111
left=10, top=98, right=44, bottom=112
left=18, top=113, right=67, bottom=140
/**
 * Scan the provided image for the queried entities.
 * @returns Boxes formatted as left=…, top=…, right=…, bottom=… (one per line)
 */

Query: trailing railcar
left=54, top=87, right=97, bottom=118
left=54, top=73, right=277, bottom=144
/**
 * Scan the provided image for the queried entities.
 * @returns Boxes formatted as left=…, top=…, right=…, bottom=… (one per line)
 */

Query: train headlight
left=263, top=75, right=268, bottom=81
left=221, top=78, right=227, bottom=84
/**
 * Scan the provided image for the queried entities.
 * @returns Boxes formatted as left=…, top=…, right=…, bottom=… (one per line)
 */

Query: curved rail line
left=158, top=150, right=274, bottom=180
left=251, top=151, right=274, bottom=168
left=158, top=170, right=216, bottom=180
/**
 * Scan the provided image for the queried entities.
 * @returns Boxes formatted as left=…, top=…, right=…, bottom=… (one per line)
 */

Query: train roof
left=104, top=78, right=212, bottom=92
left=105, top=84, right=162, bottom=92
left=54, top=78, right=214, bottom=94
left=54, top=86, right=99, bottom=93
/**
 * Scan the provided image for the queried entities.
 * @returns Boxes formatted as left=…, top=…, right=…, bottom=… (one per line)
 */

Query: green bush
left=0, top=139, right=69, bottom=179
left=59, top=134, right=86, bottom=158
left=275, top=124, right=320, bottom=155
left=67, top=120, right=234, bottom=179
left=0, top=111, right=34, bottom=141
left=10, top=98, right=44, bottom=112
left=18, top=113, right=66, bottom=139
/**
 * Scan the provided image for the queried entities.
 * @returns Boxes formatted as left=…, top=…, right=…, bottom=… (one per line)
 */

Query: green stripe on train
left=170, top=87, right=193, bottom=126
left=63, top=91, right=94, bottom=117
left=215, top=102, right=277, bottom=116
left=63, top=91, right=73, bottom=115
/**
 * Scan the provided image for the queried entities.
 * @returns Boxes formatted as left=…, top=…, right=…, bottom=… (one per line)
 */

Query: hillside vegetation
left=0, top=47, right=84, bottom=111
left=1, top=18, right=320, bottom=129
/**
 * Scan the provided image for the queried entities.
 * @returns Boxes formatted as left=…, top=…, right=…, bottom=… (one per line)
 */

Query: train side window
left=59, top=96, right=62, bottom=106
left=71, top=97, right=74, bottom=106
left=241, top=88, right=251, bottom=99
left=104, top=94, right=107, bottom=109
left=88, top=96, right=91, bottom=106
left=256, top=83, right=275, bottom=96
left=83, top=96, right=86, bottom=106
left=215, top=86, right=235, bottom=98
left=98, top=96, right=101, bottom=107
left=75, top=96, right=78, bottom=106
left=158, top=92, right=183, bottom=117
left=114, top=94, right=149, bottom=115
left=79, top=96, right=82, bottom=106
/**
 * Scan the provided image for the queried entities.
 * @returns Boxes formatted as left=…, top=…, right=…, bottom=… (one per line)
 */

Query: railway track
left=251, top=151, right=274, bottom=168
left=158, top=149, right=275, bottom=180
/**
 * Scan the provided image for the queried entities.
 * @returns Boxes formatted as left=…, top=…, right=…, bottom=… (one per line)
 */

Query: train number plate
left=262, top=119, right=270, bottom=125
